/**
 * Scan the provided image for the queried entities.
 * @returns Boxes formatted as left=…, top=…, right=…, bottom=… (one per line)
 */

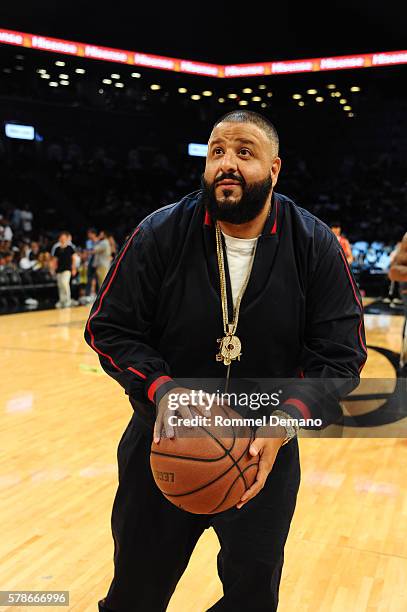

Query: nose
left=219, top=151, right=238, bottom=174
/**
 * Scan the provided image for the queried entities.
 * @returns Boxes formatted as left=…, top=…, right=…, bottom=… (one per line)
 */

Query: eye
left=213, top=147, right=223, bottom=155
left=239, top=148, right=251, bottom=156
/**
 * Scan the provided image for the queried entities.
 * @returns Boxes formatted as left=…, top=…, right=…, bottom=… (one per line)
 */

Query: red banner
left=0, top=28, right=406, bottom=78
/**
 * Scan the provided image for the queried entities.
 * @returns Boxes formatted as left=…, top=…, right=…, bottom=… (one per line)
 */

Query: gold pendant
left=216, top=334, right=242, bottom=366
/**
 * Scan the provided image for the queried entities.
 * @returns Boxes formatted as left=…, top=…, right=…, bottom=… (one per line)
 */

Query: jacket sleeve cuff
left=145, top=372, right=178, bottom=405
left=280, top=398, right=311, bottom=421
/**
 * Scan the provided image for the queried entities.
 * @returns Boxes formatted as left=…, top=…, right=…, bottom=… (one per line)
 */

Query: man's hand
left=154, top=387, right=214, bottom=444
left=236, top=425, right=286, bottom=509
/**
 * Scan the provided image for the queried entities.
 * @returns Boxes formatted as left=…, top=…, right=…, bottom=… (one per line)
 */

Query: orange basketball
left=150, top=402, right=260, bottom=514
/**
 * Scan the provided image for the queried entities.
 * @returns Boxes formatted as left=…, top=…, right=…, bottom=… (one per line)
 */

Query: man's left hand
left=236, top=426, right=286, bottom=509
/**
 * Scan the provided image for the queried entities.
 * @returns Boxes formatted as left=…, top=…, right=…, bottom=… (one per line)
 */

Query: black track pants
left=98, top=417, right=300, bottom=612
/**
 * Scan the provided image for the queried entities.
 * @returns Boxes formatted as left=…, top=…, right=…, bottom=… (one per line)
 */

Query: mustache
left=215, top=173, right=245, bottom=186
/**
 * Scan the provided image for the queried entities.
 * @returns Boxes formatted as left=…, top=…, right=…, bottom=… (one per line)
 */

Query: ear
left=271, top=157, right=282, bottom=188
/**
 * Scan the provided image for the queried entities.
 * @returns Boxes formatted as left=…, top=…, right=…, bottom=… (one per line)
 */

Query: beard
left=201, top=173, right=273, bottom=224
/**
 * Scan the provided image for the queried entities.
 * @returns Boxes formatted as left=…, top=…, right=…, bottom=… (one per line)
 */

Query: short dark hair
left=212, top=110, right=279, bottom=156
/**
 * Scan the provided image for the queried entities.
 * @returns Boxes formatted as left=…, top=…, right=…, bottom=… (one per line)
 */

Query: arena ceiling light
left=292, top=94, right=302, bottom=99
left=178, top=87, right=188, bottom=93
left=202, top=90, right=212, bottom=96
left=261, top=102, right=267, bottom=108
left=258, top=85, right=267, bottom=89
left=131, top=72, right=141, bottom=78
left=239, top=100, right=248, bottom=106
left=306, top=89, right=317, bottom=94
left=227, top=93, right=237, bottom=99
left=150, top=84, right=161, bottom=90
left=191, top=94, right=201, bottom=100
left=102, top=78, right=112, bottom=84
left=40, top=74, right=50, bottom=79
left=298, top=101, right=305, bottom=106
left=252, top=96, right=261, bottom=101
left=242, top=88, right=252, bottom=93
left=115, top=82, right=124, bottom=88
left=55, top=61, right=65, bottom=66
left=75, top=68, right=85, bottom=74
left=15, top=54, right=24, bottom=60
left=36, top=68, right=46, bottom=74
left=59, top=74, right=68, bottom=79
left=343, top=105, right=352, bottom=111
left=348, top=112, right=355, bottom=117
left=60, top=80, right=69, bottom=85
left=49, top=81, right=58, bottom=87
left=218, top=97, right=225, bottom=103
left=339, top=98, right=347, bottom=104
left=315, top=96, right=324, bottom=102
left=266, top=92, right=273, bottom=97
left=327, top=84, right=336, bottom=89
left=15, top=65, right=24, bottom=70
left=350, top=86, right=361, bottom=92
left=111, top=73, right=120, bottom=79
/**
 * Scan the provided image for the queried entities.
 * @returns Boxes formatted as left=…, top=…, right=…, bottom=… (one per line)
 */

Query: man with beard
left=85, top=110, right=367, bottom=611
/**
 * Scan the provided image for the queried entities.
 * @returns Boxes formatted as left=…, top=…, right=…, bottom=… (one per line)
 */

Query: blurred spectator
left=85, top=228, right=98, bottom=300
left=76, top=250, right=90, bottom=304
left=37, top=251, right=56, bottom=275
left=330, top=221, right=354, bottom=265
left=10, top=206, right=23, bottom=231
left=19, top=244, right=36, bottom=270
left=52, top=231, right=78, bottom=308
left=29, top=241, right=40, bottom=264
left=94, top=230, right=112, bottom=289
left=388, top=233, right=407, bottom=369
left=51, top=232, right=76, bottom=256
left=20, top=205, right=34, bottom=234
left=0, top=217, right=13, bottom=242
left=108, top=233, right=117, bottom=259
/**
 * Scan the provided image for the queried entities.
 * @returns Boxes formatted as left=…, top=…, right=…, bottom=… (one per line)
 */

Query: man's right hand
left=154, top=387, right=222, bottom=444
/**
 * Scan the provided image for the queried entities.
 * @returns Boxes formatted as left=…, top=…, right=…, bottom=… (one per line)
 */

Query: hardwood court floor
left=1, top=304, right=407, bottom=611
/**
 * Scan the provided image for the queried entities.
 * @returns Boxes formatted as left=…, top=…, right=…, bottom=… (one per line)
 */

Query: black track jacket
left=84, top=190, right=367, bottom=432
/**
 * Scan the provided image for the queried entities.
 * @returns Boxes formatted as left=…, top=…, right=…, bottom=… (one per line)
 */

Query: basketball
left=150, top=402, right=260, bottom=514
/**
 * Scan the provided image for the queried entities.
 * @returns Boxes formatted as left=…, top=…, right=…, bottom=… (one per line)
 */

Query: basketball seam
left=208, top=461, right=259, bottom=513
left=155, top=437, right=255, bottom=498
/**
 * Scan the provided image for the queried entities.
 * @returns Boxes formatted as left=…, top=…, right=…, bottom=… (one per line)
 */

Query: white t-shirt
left=222, top=231, right=259, bottom=309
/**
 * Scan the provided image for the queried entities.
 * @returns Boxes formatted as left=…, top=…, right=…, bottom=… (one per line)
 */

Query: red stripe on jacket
left=270, top=197, right=279, bottom=234
left=284, top=398, right=311, bottom=419
left=147, top=375, right=173, bottom=402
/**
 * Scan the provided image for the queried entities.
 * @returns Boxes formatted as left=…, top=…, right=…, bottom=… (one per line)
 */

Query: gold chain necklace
left=215, top=222, right=258, bottom=367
